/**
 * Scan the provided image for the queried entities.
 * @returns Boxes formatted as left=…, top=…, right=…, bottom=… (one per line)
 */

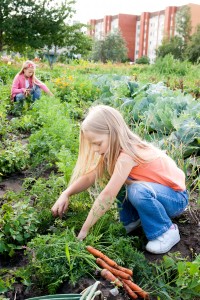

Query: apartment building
left=88, top=3, right=200, bottom=62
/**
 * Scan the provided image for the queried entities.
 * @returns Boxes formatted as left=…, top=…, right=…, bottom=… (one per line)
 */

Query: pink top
left=11, top=73, right=50, bottom=99
left=127, top=153, right=186, bottom=191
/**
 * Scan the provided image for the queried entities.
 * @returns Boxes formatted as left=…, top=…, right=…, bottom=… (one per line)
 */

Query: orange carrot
left=100, top=269, right=123, bottom=287
left=86, top=246, right=118, bottom=267
left=123, top=282, right=138, bottom=299
left=96, top=258, right=131, bottom=280
left=86, top=246, right=133, bottom=276
left=122, top=279, right=149, bottom=299
left=116, top=265, right=133, bottom=277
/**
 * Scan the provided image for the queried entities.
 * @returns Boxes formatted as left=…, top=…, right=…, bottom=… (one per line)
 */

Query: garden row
left=0, top=58, right=199, bottom=299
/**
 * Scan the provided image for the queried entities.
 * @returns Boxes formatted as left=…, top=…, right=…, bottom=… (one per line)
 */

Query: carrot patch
left=100, top=269, right=122, bottom=287
left=122, top=279, right=149, bottom=299
left=96, top=258, right=131, bottom=280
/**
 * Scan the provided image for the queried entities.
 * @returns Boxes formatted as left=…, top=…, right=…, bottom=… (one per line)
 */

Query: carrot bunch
left=86, top=245, right=149, bottom=300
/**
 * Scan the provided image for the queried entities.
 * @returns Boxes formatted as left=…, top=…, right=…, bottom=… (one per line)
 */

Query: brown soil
left=1, top=176, right=199, bottom=300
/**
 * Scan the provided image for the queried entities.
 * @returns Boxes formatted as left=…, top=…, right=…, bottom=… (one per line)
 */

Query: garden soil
left=0, top=174, right=199, bottom=300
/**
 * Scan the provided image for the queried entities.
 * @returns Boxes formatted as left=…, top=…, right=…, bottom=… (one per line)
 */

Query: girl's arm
left=11, top=75, right=26, bottom=97
left=77, top=153, right=136, bottom=240
left=34, top=77, right=53, bottom=96
left=51, top=170, right=96, bottom=218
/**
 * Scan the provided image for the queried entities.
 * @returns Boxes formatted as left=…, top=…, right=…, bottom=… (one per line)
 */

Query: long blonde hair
left=19, top=60, right=37, bottom=83
left=70, top=105, right=161, bottom=183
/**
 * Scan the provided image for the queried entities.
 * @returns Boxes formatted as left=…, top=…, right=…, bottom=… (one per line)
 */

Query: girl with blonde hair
left=52, top=105, right=188, bottom=254
left=11, top=60, right=53, bottom=102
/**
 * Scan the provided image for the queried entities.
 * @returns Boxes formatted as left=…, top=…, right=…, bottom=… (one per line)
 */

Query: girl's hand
left=48, top=91, right=54, bottom=97
left=77, top=229, right=88, bottom=241
left=25, top=88, right=30, bottom=97
left=51, top=193, right=69, bottom=218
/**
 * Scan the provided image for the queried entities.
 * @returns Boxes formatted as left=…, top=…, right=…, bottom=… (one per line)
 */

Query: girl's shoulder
left=15, top=73, right=24, bottom=79
left=118, top=151, right=137, bottom=166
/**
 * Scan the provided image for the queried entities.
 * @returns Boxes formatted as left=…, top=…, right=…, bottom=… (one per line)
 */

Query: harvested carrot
left=123, top=282, right=138, bottom=299
left=116, top=265, right=133, bottom=277
left=86, top=246, right=133, bottom=276
left=122, top=279, right=149, bottom=299
left=96, top=258, right=131, bottom=280
left=100, top=269, right=123, bottom=287
left=86, top=246, right=118, bottom=267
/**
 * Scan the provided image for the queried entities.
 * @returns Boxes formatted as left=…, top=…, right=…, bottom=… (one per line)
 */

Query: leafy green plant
left=0, top=63, right=17, bottom=84
left=135, top=55, right=150, bottom=64
left=157, top=253, right=200, bottom=300
left=153, top=54, right=191, bottom=76
left=0, top=141, right=29, bottom=177
left=27, top=95, right=78, bottom=169
left=26, top=230, right=96, bottom=293
left=0, top=201, right=39, bottom=256
left=0, top=267, right=31, bottom=295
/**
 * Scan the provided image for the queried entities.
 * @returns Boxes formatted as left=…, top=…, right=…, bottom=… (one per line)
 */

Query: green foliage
left=156, top=6, right=192, bottom=62
left=0, top=60, right=199, bottom=299
left=53, top=74, right=100, bottom=118
left=26, top=217, right=152, bottom=294
left=0, top=63, right=17, bottom=84
left=26, top=231, right=96, bottom=293
left=175, top=5, right=192, bottom=45
left=0, top=0, right=76, bottom=52
left=185, top=25, right=200, bottom=63
left=0, top=201, right=39, bottom=256
left=90, top=30, right=128, bottom=63
left=135, top=55, right=150, bottom=64
left=153, top=54, right=191, bottom=76
left=0, top=267, right=31, bottom=294
left=150, top=253, right=200, bottom=299
left=0, top=141, right=29, bottom=177
left=28, top=96, right=78, bottom=168
left=22, top=175, right=67, bottom=233
left=156, top=36, right=184, bottom=60
left=91, top=73, right=131, bottom=105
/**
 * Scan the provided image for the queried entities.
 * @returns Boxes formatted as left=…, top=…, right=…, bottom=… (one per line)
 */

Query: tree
left=90, top=30, right=128, bottom=63
left=103, top=30, right=128, bottom=63
left=175, top=5, right=192, bottom=45
left=156, top=36, right=184, bottom=60
left=0, top=0, right=76, bottom=52
left=185, top=25, right=200, bottom=63
left=155, top=5, right=192, bottom=61
left=90, top=40, right=105, bottom=62
left=61, top=23, right=93, bottom=58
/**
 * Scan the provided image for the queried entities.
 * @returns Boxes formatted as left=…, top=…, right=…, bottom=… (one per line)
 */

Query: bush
left=135, top=55, right=150, bottom=64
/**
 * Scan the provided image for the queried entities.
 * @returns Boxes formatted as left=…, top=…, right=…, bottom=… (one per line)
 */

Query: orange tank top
left=129, top=154, right=186, bottom=191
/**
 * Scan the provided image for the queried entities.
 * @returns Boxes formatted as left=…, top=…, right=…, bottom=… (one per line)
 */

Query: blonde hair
left=19, top=60, right=37, bottom=82
left=70, top=105, right=161, bottom=184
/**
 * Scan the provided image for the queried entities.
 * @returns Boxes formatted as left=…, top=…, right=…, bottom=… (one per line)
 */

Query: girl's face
left=24, top=67, right=34, bottom=78
left=84, top=131, right=109, bottom=156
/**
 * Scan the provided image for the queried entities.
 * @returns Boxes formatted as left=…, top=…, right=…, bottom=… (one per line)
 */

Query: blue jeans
left=15, top=85, right=41, bottom=102
left=117, top=182, right=188, bottom=240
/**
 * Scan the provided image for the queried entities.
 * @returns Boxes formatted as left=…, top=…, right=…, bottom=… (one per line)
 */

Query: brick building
left=88, top=3, right=200, bottom=62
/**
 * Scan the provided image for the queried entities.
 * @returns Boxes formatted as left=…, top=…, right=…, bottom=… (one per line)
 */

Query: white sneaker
left=125, top=219, right=141, bottom=234
left=146, top=224, right=180, bottom=254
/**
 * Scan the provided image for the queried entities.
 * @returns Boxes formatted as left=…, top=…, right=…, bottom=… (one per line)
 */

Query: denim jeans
left=117, top=182, right=188, bottom=240
left=15, top=85, right=41, bottom=102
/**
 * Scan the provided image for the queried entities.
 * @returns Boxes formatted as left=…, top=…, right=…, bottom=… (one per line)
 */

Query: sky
left=73, top=0, right=200, bottom=23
